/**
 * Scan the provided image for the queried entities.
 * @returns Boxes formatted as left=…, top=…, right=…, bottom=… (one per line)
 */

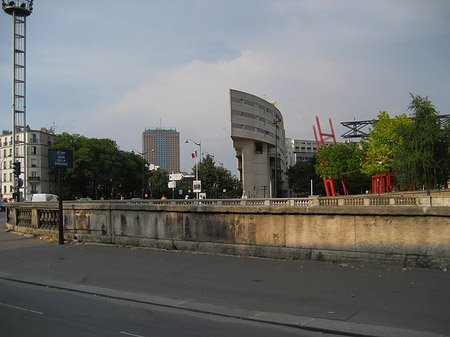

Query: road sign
left=169, top=173, right=184, bottom=181
left=49, top=150, right=73, bottom=168
left=193, top=180, right=201, bottom=193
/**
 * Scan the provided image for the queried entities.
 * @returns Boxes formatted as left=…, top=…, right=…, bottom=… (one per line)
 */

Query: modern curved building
left=230, top=89, right=286, bottom=198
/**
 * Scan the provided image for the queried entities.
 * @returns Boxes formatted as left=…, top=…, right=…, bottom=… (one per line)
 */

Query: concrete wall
left=6, top=201, right=450, bottom=268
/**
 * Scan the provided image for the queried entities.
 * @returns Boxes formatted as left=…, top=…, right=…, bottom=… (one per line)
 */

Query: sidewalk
left=1, top=218, right=449, bottom=337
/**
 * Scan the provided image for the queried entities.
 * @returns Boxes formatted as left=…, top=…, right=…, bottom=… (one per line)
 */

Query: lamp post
left=272, top=118, right=281, bottom=198
left=185, top=139, right=201, bottom=199
left=132, top=149, right=147, bottom=198
left=202, top=151, right=223, bottom=166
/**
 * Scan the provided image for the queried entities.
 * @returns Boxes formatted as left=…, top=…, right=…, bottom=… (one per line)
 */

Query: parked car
left=0, top=200, right=6, bottom=211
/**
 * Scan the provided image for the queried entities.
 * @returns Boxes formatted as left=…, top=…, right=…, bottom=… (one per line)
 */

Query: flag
left=191, top=151, right=197, bottom=159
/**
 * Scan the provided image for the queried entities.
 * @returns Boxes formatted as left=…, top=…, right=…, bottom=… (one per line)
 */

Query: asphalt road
left=0, top=278, right=338, bottom=337
left=1, top=213, right=449, bottom=337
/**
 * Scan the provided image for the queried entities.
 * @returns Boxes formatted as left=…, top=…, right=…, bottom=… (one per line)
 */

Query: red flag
left=191, top=152, right=195, bottom=158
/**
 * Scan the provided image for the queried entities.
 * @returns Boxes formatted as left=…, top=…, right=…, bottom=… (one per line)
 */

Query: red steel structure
left=313, top=116, right=348, bottom=196
left=372, top=173, right=392, bottom=194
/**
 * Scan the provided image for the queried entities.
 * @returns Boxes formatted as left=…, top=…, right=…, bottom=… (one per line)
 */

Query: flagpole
left=195, top=151, right=199, bottom=199
left=185, top=139, right=202, bottom=199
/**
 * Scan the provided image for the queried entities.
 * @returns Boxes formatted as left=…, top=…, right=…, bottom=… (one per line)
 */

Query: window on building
left=31, top=159, right=37, bottom=168
left=31, top=146, right=37, bottom=155
left=255, top=142, right=263, bottom=154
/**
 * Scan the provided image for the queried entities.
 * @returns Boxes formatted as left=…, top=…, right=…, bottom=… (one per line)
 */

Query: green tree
left=393, top=94, right=450, bottom=191
left=195, top=154, right=242, bottom=198
left=149, top=168, right=169, bottom=199
left=361, top=111, right=411, bottom=176
left=286, top=157, right=324, bottom=196
left=53, top=133, right=147, bottom=199
left=315, top=142, right=370, bottom=194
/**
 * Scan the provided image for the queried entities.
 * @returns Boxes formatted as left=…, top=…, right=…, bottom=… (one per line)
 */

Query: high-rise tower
left=2, top=0, right=34, bottom=201
left=142, top=128, right=180, bottom=173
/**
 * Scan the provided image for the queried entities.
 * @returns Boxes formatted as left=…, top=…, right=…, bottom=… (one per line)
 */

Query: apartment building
left=0, top=127, right=56, bottom=200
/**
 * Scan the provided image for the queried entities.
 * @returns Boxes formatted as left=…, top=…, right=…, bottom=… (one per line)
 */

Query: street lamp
left=185, top=139, right=201, bottom=199
left=202, top=151, right=223, bottom=166
left=132, top=149, right=147, bottom=198
left=272, top=118, right=281, bottom=198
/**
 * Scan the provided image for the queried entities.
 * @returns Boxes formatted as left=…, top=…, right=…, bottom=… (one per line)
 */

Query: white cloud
left=1, top=0, right=449, bottom=175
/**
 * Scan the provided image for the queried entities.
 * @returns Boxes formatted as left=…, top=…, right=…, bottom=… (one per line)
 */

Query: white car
left=31, top=194, right=59, bottom=202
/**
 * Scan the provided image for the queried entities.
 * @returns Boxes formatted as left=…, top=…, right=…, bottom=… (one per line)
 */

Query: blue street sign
left=49, top=150, right=73, bottom=168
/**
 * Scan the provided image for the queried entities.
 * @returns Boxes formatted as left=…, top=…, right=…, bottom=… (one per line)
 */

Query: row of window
left=231, top=97, right=280, bottom=120
left=2, top=184, right=40, bottom=194
left=1, top=146, right=39, bottom=158
left=294, top=146, right=317, bottom=151
left=2, top=158, right=39, bottom=169
left=1, top=133, right=40, bottom=146
left=2, top=170, right=39, bottom=182
left=231, top=122, right=278, bottom=140
left=231, top=110, right=283, bottom=129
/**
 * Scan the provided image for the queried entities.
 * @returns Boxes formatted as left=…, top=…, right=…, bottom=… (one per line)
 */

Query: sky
left=1, top=0, right=449, bottom=174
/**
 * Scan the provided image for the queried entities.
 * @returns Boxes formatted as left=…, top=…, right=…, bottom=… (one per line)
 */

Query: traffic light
left=13, top=161, right=20, bottom=176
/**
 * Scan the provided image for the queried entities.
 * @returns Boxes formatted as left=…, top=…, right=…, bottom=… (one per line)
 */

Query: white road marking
left=120, top=331, right=145, bottom=337
left=0, top=302, right=44, bottom=315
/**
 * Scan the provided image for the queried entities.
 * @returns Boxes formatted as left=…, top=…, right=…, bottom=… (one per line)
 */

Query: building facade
left=142, top=128, right=180, bottom=173
left=285, top=138, right=318, bottom=168
left=230, top=89, right=286, bottom=198
left=0, top=127, right=57, bottom=200
left=285, top=138, right=340, bottom=168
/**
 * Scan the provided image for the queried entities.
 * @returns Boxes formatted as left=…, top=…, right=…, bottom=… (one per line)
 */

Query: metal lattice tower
left=3, top=0, right=33, bottom=201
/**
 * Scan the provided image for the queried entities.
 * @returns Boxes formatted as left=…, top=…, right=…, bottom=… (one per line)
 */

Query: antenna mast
left=2, top=0, right=34, bottom=201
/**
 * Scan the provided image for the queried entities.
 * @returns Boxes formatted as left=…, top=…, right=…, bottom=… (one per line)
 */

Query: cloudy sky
left=1, top=0, right=449, bottom=174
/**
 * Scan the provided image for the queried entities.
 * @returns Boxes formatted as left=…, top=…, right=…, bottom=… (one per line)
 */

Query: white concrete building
left=285, top=138, right=340, bottom=168
left=0, top=127, right=57, bottom=200
left=230, top=89, right=286, bottom=198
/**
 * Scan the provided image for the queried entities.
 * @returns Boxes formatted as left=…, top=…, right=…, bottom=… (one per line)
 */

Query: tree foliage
left=195, top=154, right=242, bottom=198
left=314, top=142, right=370, bottom=194
left=291, top=95, right=449, bottom=195
left=361, top=111, right=411, bottom=176
left=393, top=94, right=450, bottom=190
left=53, top=133, right=148, bottom=199
left=149, top=168, right=169, bottom=199
left=286, top=157, right=324, bottom=196
left=315, top=142, right=366, bottom=180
